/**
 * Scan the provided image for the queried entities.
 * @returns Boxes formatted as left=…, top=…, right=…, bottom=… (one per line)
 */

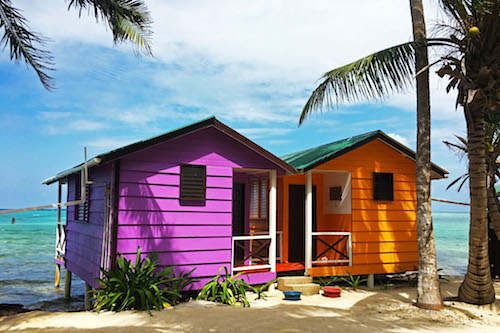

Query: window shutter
left=259, top=179, right=267, bottom=218
left=373, top=173, right=394, bottom=201
left=180, top=165, right=206, bottom=200
left=250, top=179, right=259, bottom=218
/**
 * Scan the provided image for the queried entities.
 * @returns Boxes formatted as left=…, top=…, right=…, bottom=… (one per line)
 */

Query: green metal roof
left=281, top=130, right=448, bottom=178
left=281, top=131, right=380, bottom=170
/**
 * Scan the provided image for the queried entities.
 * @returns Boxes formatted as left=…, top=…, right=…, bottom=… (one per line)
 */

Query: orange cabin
left=276, top=130, right=447, bottom=277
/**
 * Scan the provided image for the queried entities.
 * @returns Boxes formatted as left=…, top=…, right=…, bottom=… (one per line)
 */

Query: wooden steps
left=277, top=276, right=320, bottom=296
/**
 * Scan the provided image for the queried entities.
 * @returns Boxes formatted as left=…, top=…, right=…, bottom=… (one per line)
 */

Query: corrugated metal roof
left=281, top=130, right=380, bottom=170
left=281, top=130, right=448, bottom=178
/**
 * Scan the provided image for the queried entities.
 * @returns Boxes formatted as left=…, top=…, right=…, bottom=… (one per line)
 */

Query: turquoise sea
left=0, top=209, right=469, bottom=306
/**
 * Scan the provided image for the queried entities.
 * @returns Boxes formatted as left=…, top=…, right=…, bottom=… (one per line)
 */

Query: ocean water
left=0, top=209, right=469, bottom=306
left=0, top=210, right=85, bottom=306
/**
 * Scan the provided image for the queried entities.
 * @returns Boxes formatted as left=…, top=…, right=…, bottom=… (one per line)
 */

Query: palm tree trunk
left=410, top=0, right=443, bottom=310
left=458, top=109, right=495, bottom=304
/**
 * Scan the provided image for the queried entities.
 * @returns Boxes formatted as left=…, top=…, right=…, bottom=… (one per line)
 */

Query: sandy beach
left=1, top=278, right=499, bottom=332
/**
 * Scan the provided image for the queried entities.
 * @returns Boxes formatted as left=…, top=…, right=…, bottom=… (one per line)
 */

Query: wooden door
left=288, top=185, right=316, bottom=263
left=232, top=183, right=246, bottom=264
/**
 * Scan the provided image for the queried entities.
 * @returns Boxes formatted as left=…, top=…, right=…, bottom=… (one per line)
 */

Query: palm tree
left=299, top=0, right=498, bottom=305
left=0, top=0, right=153, bottom=90
left=444, top=113, right=500, bottom=241
left=299, top=0, right=444, bottom=310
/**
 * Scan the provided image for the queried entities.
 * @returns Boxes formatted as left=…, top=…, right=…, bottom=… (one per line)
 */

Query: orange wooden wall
left=280, top=139, right=419, bottom=277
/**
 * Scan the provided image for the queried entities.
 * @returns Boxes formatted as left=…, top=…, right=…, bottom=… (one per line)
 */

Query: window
left=74, top=172, right=89, bottom=221
left=180, top=165, right=206, bottom=200
left=329, top=186, right=342, bottom=201
left=250, top=178, right=268, bottom=219
left=373, top=173, right=394, bottom=201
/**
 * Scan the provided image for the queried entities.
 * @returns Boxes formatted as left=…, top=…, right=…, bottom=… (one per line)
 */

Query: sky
left=0, top=0, right=470, bottom=211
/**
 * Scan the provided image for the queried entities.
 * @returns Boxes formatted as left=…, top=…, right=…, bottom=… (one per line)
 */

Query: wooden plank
left=308, top=261, right=418, bottom=277
left=352, top=221, right=417, bottom=232
left=122, top=249, right=232, bottom=265
left=352, top=200, right=416, bottom=211
left=120, top=161, right=234, bottom=177
left=352, top=252, right=418, bottom=265
left=352, top=210, right=416, bottom=222
left=66, top=222, right=104, bottom=239
left=117, top=225, right=232, bottom=239
left=350, top=171, right=415, bottom=182
left=119, top=197, right=232, bottom=212
left=119, top=183, right=232, bottom=200
left=117, top=211, right=232, bottom=225
left=352, top=179, right=416, bottom=191
left=353, top=231, right=417, bottom=242
left=353, top=241, right=418, bottom=254
left=352, top=189, right=416, bottom=201
left=120, top=171, right=233, bottom=188
left=117, top=237, right=232, bottom=253
left=169, top=263, right=231, bottom=278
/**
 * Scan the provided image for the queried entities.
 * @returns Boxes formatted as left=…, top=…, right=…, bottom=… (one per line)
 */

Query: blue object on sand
left=283, top=291, right=302, bottom=301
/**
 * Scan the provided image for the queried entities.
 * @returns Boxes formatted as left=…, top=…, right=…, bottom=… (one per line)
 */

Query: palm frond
left=299, top=42, right=416, bottom=125
left=67, top=0, right=153, bottom=56
left=0, top=0, right=54, bottom=90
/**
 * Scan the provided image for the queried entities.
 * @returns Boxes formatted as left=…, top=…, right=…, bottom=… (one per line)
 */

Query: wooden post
left=55, top=264, right=61, bottom=288
left=367, top=274, right=375, bottom=289
left=305, top=170, right=313, bottom=274
left=269, top=170, right=277, bottom=273
left=64, top=270, right=72, bottom=299
left=85, top=283, right=92, bottom=310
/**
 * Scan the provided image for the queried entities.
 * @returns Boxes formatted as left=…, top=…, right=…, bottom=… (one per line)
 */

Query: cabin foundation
left=84, top=283, right=92, bottom=310
left=64, top=270, right=72, bottom=299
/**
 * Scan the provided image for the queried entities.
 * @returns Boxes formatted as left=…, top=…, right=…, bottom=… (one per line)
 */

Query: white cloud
left=387, top=133, right=410, bottom=147
left=236, top=127, right=293, bottom=139
left=84, top=137, right=139, bottom=152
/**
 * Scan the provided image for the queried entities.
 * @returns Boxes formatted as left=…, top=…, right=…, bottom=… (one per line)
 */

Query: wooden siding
left=116, top=127, right=279, bottom=287
left=282, top=139, right=419, bottom=277
left=65, top=164, right=112, bottom=288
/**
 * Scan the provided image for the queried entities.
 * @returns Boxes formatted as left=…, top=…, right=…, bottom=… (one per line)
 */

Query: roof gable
left=43, top=117, right=296, bottom=184
left=281, top=130, right=447, bottom=178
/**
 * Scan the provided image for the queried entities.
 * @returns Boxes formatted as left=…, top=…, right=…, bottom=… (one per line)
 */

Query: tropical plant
left=197, top=266, right=252, bottom=307
left=0, top=0, right=153, bottom=90
left=314, top=276, right=338, bottom=290
left=93, top=247, right=184, bottom=313
left=299, top=0, right=499, bottom=305
left=299, top=0, right=443, bottom=310
left=161, top=268, right=199, bottom=305
left=250, top=278, right=278, bottom=300
left=340, top=272, right=367, bottom=291
left=444, top=115, right=500, bottom=241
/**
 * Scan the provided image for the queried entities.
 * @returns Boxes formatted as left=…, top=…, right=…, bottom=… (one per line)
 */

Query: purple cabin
left=43, top=117, right=296, bottom=290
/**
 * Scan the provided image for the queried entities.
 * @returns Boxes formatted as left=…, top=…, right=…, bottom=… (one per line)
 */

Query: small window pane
left=330, top=186, right=342, bottom=201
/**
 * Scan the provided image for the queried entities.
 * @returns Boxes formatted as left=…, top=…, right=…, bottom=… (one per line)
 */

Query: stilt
left=55, top=264, right=61, bottom=288
left=64, top=269, right=72, bottom=299
left=367, top=274, right=375, bottom=289
left=84, top=283, right=92, bottom=310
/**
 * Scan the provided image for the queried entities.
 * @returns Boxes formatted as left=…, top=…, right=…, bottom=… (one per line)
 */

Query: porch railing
left=231, top=235, right=272, bottom=272
left=311, top=231, right=352, bottom=266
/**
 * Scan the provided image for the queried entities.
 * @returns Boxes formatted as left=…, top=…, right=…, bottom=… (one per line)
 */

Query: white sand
left=1, top=278, right=499, bottom=332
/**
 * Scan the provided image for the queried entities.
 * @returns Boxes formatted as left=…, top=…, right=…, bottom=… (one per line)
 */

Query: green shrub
left=250, top=278, right=278, bottom=300
left=93, top=247, right=195, bottom=313
left=314, top=276, right=338, bottom=289
left=162, top=268, right=199, bottom=305
left=197, top=266, right=252, bottom=307
left=340, top=271, right=367, bottom=290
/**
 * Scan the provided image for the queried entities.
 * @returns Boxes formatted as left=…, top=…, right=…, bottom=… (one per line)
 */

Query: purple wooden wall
left=117, top=127, right=279, bottom=289
left=65, top=164, right=112, bottom=288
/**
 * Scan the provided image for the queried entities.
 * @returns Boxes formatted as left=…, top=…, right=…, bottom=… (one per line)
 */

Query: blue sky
left=0, top=0, right=470, bottom=211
